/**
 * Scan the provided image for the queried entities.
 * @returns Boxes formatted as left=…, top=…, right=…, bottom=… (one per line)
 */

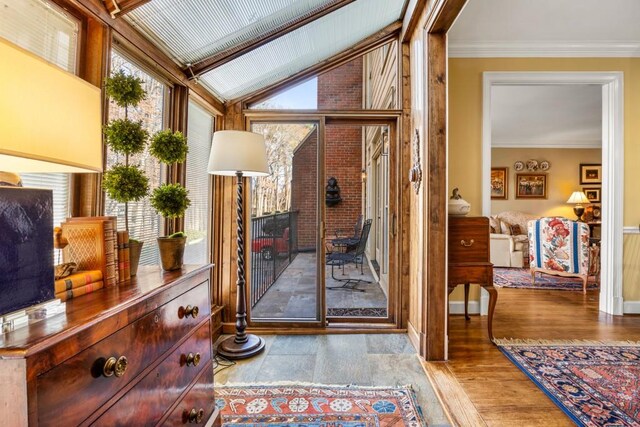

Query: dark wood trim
left=190, top=0, right=357, bottom=76
left=240, top=21, right=402, bottom=106
left=399, top=41, right=412, bottom=331
left=425, top=0, right=468, bottom=33
left=167, top=84, right=190, bottom=234
left=103, top=0, right=151, bottom=18
left=424, top=32, right=447, bottom=361
left=244, top=110, right=402, bottom=120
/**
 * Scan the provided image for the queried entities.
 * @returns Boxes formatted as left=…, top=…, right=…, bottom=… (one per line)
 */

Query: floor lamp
left=208, top=130, right=268, bottom=359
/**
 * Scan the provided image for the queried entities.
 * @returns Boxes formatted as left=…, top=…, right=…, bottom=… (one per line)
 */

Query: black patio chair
left=331, top=214, right=364, bottom=252
left=326, top=219, right=372, bottom=292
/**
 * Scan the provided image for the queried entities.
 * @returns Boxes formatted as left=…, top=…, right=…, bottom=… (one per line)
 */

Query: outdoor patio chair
left=326, top=219, right=372, bottom=292
left=331, top=214, right=364, bottom=252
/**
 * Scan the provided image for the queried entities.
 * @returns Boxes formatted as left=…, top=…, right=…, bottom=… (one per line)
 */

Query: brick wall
left=318, top=57, right=363, bottom=109
left=291, top=130, right=318, bottom=251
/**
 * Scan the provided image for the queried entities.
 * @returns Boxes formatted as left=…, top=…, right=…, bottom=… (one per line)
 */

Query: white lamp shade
left=567, top=191, right=590, bottom=204
left=0, top=38, right=102, bottom=173
left=207, top=130, right=269, bottom=177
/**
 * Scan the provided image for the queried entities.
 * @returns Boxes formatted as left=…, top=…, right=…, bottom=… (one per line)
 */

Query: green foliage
left=104, top=119, right=148, bottom=155
left=104, top=71, right=146, bottom=108
left=150, top=183, right=191, bottom=219
left=102, top=164, right=149, bottom=203
left=149, top=130, right=188, bottom=164
left=168, top=231, right=186, bottom=238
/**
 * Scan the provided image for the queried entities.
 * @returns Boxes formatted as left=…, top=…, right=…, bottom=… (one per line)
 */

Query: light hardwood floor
left=432, top=287, right=640, bottom=426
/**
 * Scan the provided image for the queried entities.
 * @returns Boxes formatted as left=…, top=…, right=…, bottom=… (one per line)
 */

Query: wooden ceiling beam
left=425, top=0, right=468, bottom=33
left=103, top=0, right=151, bottom=19
left=189, top=0, right=357, bottom=77
left=238, top=20, right=402, bottom=106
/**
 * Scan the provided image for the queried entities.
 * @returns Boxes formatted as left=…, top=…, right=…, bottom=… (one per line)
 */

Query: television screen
left=0, top=187, right=54, bottom=316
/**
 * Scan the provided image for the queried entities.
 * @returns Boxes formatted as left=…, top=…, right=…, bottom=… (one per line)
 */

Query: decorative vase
left=157, top=236, right=187, bottom=271
left=128, top=240, right=144, bottom=276
left=448, top=187, right=471, bottom=216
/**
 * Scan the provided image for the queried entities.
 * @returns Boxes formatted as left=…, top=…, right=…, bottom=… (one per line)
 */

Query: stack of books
left=61, top=216, right=131, bottom=286
left=54, top=270, right=103, bottom=301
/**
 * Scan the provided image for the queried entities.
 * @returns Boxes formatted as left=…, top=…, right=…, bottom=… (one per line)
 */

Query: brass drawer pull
left=185, top=352, right=201, bottom=367
left=460, top=239, right=475, bottom=247
left=102, top=356, right=128, bottom=378
left=180, top=305, right=199, bottom=319
left=186, top=408, right=205, bottom=424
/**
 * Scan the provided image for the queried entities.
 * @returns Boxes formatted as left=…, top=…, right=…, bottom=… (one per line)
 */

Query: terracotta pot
left=129, top=240, right=144, bottom=276
left=157, top=236, right=187, bottom=271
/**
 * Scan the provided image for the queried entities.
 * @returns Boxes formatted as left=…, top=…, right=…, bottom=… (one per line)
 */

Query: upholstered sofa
left=489, top=211, right=538, bottom=268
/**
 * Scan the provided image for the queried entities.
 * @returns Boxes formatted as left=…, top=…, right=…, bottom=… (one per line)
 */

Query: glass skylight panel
left=127, top=0, right=337, bottom=65
left=199, top=0, right=404, bottom=100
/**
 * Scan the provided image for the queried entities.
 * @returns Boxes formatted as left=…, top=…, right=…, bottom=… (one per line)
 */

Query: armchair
left=489, top=211, right=538, bottom=268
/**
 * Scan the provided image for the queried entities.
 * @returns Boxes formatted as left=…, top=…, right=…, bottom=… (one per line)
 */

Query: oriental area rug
left=497, top=339, right=640, bottom=427
left=215, top=384, right=426, bottom=426
left=494, top=267, right=599, bottom=291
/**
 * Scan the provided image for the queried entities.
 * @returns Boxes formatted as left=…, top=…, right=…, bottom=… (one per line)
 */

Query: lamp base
left=217, top=334, right=265, bottom=360
left=573, top=205, right=585, bottom=222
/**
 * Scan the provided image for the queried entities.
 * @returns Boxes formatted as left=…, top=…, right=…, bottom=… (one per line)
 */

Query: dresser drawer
left=37, top=280, right=211, bottom=426
left=93, top=320, right=212, bottom=427
left=163, top=364, right=215, bottom=426
left=448, top=217, right=489, bottom=263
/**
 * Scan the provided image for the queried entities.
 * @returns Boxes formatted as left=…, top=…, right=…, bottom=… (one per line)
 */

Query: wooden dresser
left=448, top=216, right=497, bottom=341
left=0, top=264, right=220, bottom=426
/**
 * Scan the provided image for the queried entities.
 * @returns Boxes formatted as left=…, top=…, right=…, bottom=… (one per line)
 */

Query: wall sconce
left=382, top=127, right=389, bottom=156
left=361, top=169, right=367, bottom=181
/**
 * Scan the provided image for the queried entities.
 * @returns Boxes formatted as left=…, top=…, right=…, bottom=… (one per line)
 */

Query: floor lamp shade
left=207, top=130, right=269, bottom=177
left=0, top=38, right=102, bottom=173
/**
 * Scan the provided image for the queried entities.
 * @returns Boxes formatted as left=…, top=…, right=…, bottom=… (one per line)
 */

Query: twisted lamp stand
left=217, top=172, right=265, bottom=359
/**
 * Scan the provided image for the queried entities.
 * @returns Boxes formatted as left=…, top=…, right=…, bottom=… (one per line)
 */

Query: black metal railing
left=250, top=211, right=298, bottom=308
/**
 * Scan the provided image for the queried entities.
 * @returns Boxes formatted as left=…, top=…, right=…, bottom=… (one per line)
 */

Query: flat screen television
left=0, top=187, right=54, bottom=316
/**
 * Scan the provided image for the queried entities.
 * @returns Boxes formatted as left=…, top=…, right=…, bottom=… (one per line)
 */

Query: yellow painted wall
left=449, top=57, right=640, bottom=303
left=491, top=148, right=602, bottom=218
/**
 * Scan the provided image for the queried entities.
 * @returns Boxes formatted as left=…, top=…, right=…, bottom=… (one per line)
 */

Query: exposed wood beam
left=65, top=0, right=225, bottom=114
left=425, top=0, right=468, bottom=33
left=103, top=0, right=151, bottom=19
left=401, top=0, right=428, bottom=42
left=239, top=20, right=402, bottom=106
left=189, top=0, right=357, bottom=76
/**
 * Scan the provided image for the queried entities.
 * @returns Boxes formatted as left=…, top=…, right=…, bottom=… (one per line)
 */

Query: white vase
left=448, top=197, right=471, bottom=216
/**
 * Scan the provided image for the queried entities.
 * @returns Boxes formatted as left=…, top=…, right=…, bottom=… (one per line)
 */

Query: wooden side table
left=448, top=216, right=497, bottom=341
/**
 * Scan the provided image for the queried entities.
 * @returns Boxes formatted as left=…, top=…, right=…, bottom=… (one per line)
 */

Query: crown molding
left=449, top=41, right=640, bottom=58
left=492, top=139, right=602, bottom=149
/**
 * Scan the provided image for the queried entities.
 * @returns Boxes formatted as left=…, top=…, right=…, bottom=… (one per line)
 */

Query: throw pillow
left=500, top=220, right=512, bottom=235
left=509, top=224, right=522, bottom=235
left=489, top=216, right=501, bottom=234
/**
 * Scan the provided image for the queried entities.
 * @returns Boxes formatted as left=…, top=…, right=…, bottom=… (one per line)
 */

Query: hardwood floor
left=429, top=287, right=640, bottom=426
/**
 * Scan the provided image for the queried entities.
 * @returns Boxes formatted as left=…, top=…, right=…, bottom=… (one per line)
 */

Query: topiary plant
left=150, top=183, right=191, bottom=235
left=150, top=130, right=188, bottom=164
left=102, top=71, right=149, bottom=232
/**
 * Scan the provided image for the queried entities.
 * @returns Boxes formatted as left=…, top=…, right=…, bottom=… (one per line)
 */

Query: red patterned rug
left=216, top=384, right=426, bottom=426
left=497, top=339, right=640, bottom=426
left=494, top=267, right=599, bottom=291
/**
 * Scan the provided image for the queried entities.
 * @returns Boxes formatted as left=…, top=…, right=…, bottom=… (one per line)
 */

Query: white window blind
left=104, top=50, right=166, bottom=266
left=0, top=0, right=78, bottom=227
left=183, top=101, right=214, bottom=265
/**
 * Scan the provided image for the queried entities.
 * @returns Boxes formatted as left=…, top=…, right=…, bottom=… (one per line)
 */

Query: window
left=183, top=100, right=214, bottom=264
left=104, top=49, right=167, bottom=265
left=0, top=0, right=79, bottom=226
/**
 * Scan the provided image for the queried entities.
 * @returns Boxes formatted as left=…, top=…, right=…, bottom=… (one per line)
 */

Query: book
left=117, top=230, right=131, bottom=282
left=55, top=280, right=104, bottom=302
left=67, top=216, right=119, bottom=285
left=61, top=220, right=117, bottom=288
left=54, top=270, right=103, bottom=294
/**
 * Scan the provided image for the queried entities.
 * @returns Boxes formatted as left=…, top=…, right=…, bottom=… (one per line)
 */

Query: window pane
left=184, top=101, right=213, bottom=264
left=104, top=49, right=165, bottom=266
left=1, top=0, right=78, bottom=226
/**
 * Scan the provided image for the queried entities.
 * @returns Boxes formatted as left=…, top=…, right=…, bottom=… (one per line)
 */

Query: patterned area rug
left=497, top=339, right=640, bottom=426
left=494, top=267, right=599, bottom=291
left=216, top=384, right=426, bottom=426
left=327, top=307, right=387, bottom=317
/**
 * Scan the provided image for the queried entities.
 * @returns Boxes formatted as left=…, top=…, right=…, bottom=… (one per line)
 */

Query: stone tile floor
left=214, top=333, right=450, bottom=426
left=251, top=252, right=388, bottom=319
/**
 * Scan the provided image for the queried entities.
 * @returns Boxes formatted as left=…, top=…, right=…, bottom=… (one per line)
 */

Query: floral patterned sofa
left=489, top=211, right=538, bottom=268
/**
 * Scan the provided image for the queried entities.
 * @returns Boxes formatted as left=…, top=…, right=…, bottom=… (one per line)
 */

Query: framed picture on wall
left=491, top=167, right=508, bottom=200
left=583, top=187, right=601, bottom=203
left=580, top=164, right=602, bottom=184
left=515, top=173, right=547, bottom=199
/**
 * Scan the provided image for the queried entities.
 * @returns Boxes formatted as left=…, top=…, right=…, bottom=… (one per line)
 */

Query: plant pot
left=129, top=240, right=144, bottom=277
left=157, top=236, right=187, bottom=271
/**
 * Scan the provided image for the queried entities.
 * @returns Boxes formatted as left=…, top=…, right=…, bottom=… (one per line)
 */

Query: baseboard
left=623, top=301, right=640, bottom=314
left=407, top=321, right=421, bottom=353
left=449, top=300, right=480, bottom=315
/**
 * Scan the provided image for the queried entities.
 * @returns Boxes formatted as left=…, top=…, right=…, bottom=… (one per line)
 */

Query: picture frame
left=580, top=164, right=602, bottom=184
left=490, top=167, right=508, bottom=200
left=515, top=173, right=547, bottom=199
left=582, top=187, right=601, bottom=203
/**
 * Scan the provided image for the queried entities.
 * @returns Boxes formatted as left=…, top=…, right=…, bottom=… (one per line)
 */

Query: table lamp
left=208, top=130, right=269, bottom=359
left=567, top=191, right=590, bottom=221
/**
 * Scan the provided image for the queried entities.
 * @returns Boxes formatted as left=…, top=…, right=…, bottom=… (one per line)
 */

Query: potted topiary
left=149, top=130, right=191, bottom=270
left=102, top=71, right=150, bottom=276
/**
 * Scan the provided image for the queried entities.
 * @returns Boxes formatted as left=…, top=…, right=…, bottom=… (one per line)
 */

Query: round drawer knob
left=185, top=352, right=201, bottom=367
left=181, top=305, right=199, bottom=319
left=187, top=408, right=205, bottom=423
left=102, top=355, right=128, bottom=378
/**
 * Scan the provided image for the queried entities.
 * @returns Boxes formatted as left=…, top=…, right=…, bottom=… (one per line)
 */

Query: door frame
left=481, top=71, right=624, bottom=316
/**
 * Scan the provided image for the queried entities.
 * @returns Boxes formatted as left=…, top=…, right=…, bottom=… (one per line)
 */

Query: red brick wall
left=291, top=131, right=318, bottom=251
left=318, top=57, right=363, bottom=109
